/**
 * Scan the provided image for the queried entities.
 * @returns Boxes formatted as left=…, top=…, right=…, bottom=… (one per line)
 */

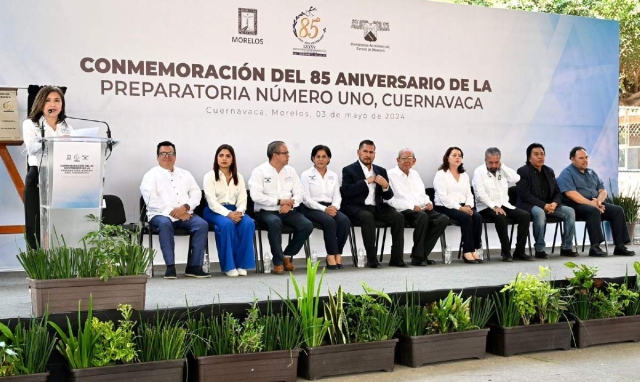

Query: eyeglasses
left=399, top=157, right=415, bottom=161
left=158, top=152, right=176, bottom=158
left=275, top=151, right=290, bottom=155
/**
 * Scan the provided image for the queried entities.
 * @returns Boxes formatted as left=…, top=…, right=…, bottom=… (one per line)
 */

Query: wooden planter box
left=69, top=359, right=184, bottom=382
left=574, top=316, right=640, bottom=348
left=489, top=321, right=573, bottom=357
left=0, top=372, right=48, bottom=382
left=195, top=349, right=300, bottom=382
left=298, top=339, right=398, bottom=381
left=29, top=275, right=147, bottom=316
left=395, top=328, right=489, bottom=368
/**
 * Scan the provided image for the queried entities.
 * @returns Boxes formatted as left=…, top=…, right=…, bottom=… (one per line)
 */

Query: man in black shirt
left=516, top=143, right=579, bottom=258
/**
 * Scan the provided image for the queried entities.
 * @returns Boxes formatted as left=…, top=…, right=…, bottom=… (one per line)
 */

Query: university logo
left=232, top=8, right=263, bottom=45
left=350, top=19, right=391, bottom=53
left=2, top=100, right=15, bottom=112
left=238, top=8, right=257, bottom=35
left=292, top=6, right=327, bottom=57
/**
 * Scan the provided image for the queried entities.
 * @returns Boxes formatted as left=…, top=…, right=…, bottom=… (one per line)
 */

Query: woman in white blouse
left=433, top=147, right=483, bottom=264
left=22, top=86, right=73, bottom=250
left=300, top=145, right=351, bottom=269
left=202, top=144, right=256, bottom=276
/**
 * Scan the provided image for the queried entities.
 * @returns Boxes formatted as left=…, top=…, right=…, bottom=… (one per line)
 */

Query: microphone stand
left=65, top=116, right=113, bottom=157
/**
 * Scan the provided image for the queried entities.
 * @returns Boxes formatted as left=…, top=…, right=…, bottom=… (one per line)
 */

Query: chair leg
left=257, top=229, right=265, bottom=273
left=551, top=223, right=560, bottom=253
left=582, top=225, right=587, bottom=252
left=379, top=227, right=388, bottom=262
left=483, top=222, right=490, bottom=258
left=440, top=232, right=447, bottom=263
left=374, top=228, right=380, bottom=259
left=602, top=221, right=608, bottom=253
left=253, top=233, right=259, bottom=274
left=350, top=226, right=358, bottom=267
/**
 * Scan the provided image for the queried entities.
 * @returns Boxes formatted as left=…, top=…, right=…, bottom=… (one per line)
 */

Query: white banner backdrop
left=0, top=0, right=619, bottom=269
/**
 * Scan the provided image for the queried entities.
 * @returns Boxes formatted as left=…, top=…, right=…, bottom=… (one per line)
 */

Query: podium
left=39, top=137, right=117, bottom=249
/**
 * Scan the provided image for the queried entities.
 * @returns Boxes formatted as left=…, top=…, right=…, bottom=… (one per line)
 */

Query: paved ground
left=1, top=245, right=639, bottom=381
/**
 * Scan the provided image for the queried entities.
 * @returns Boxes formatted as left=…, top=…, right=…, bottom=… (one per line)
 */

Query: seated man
left=516, top=143, right=578, bottom=258
left=341, top=139, right=405, bottom=268
left=557, top=146, right=635, bottom=257
left=140, top=141, right=210, bottom=279
left=473, top=147, right=532, bottom=261
left=248, top=141, right=313, bottom=274
left=387, top=148, right=449, bottom=266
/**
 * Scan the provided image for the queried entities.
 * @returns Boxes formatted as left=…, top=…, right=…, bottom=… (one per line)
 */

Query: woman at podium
left=22, top=86, right=73, bottom=250
left=202, top=144, right=256, bottom=276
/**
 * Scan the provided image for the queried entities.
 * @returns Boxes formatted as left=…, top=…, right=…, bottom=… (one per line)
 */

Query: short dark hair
left=570, top=146, right=586, bottom=159
left=438, top=146, right=465, bottom=173
left=213, top=144, right=239, bottom=186
left=311, top=145, right=332, bottom=161
left=267, top=140, right=285, bottom=160
left=358, top=139, right=375, bottom=150
left=157, top=141, right=175, bottom=155
left=526, top=143, right=545, bottom=164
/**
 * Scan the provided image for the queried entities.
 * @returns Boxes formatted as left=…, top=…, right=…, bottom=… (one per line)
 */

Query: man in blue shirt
left=557, top=146, right=635, bottom=257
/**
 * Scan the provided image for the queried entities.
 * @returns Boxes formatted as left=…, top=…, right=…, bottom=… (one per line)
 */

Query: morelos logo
left=292, top=6, right=327, bottom=57
left=232, top=8, right=263, bottom=45
left=350, top=19, right=391, bottom=53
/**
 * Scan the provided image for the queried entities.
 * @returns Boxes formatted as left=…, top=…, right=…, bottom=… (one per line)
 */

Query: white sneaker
left=226, top=269, right=239, bottom=277
left=236, top=268, right=247, bottom=276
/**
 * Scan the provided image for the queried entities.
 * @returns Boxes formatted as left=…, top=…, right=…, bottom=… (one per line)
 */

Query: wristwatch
left=183, top=204, right=190, bottom=211
left=277, top=199, right=281, bottom=205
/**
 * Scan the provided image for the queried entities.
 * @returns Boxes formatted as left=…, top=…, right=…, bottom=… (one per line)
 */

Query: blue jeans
left=530, top=205, right=575, bottom=252
left=203, top=205, right=256, bottom=272
left=254, top=209, right=313, bottom=266
left=149, top=214, right=209, bottom=267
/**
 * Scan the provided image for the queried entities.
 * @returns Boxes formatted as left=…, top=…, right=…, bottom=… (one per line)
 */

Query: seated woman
left=433, top=146, right=483, bottom=264
left=300, top=145, right=351, bottom=269
left=202, top=144, right=256, bottom=276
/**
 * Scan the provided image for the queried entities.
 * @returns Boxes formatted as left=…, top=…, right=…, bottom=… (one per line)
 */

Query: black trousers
left=24, top=166, right=40, bottom=249
left=479, top=207, right=531, bottom=255
left=401, top=209, right=449, bottom=261
left=351, top=205, right=404, bottom=263
left=434, top=206, right=483, bottom=253
left=566, top=202, right=630, bottom=246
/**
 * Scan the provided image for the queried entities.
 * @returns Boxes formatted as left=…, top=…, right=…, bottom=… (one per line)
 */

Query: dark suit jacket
left=340, top=161, right=394, bottom=217
left=516, top=163, right=562, bottom=212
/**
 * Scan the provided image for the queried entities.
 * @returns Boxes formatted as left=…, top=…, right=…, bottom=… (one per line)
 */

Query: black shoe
left=560, top=248, right=580, bottom=257
left=513, top=252, right=534, bottom=261
left=389, top=260, right=408, bottom=268
left=534, top=251, right=548, bottom=259
left=423, top=259, right=437, bottom=265
left=462, top=254, right=479, bottom=264
left=185, top=266, right=212, bottom=278
left=164, top=265, right=177, bottom=279
left=502, top=252, right=513, bottom=262
left=613, top=245, right=636, bottom=256
left=366, top=260, right=381, bottom=268
left=588, top=246, right=607, bottom=257
left=410, top=259, right=427, bottom=266
left=325, top=259, right=339, bottom=270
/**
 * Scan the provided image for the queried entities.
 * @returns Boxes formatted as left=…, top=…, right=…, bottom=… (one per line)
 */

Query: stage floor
left=1, top=244, right=639, bottom=319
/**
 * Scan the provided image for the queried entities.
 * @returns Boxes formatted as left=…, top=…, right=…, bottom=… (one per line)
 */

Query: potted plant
left=489, top=266, right=572, bottom=356
left=395, top=290, right=493, bottom=367
left=0, top=315, right=56, bottom=381
left=296, top=276, right=401, bottom=381
left=187, top=299, right=301, bottom=382
left=565, top=261, right=640, bottom=348
left=606, top=181, right=640, bottom=240
left=49, top=297, right=186, bottom=381
left=19, top=216, right=154, bottom=316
